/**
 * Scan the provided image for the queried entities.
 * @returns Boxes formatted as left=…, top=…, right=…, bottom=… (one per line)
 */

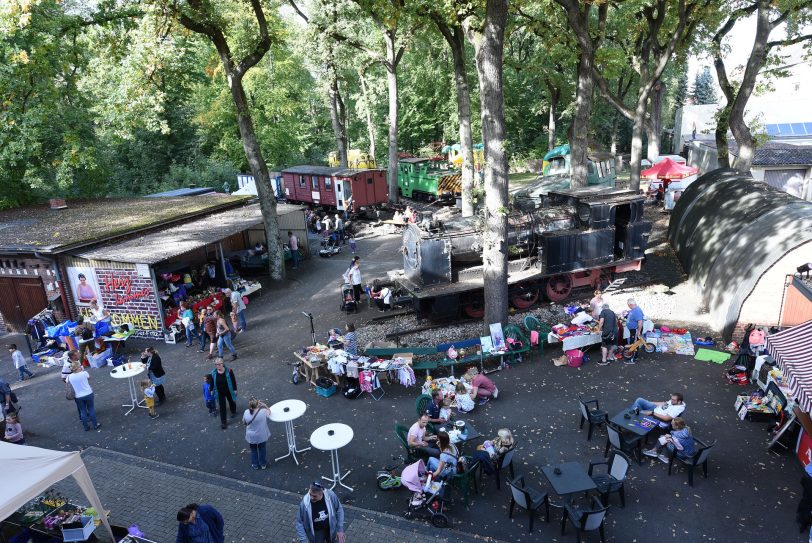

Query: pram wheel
left=430, top=513, right=449, bottom=528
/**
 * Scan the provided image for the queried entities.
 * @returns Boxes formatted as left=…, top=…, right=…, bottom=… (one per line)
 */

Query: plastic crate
left=315, top=384, right=337, bottom=398
left=61, top=515, right=95, bottom=542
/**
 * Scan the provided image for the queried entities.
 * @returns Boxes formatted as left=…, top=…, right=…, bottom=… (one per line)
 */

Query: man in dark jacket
left=176, top=503, right=224, bottom=543
left=295, top=482, right=345, bottom=543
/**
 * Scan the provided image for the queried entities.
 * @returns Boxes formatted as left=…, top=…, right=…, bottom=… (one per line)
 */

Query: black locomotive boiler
left=390, top=187, right=652, bottom=319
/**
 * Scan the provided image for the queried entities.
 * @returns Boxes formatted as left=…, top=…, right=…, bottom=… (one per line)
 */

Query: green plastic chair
left=521, top=315, right=550, bottom=355
left=395, top=423, right=425, bottom=463
left=416, top=394, right=433, bottom=417
left=448, top=456, right=481, bottom=506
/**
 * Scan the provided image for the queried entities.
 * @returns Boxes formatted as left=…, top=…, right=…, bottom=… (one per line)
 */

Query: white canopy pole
left=70, top=465, right=116, bottom=543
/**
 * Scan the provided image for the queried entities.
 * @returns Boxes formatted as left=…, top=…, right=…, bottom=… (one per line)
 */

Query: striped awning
left=766, top=320, right=812, bottom=412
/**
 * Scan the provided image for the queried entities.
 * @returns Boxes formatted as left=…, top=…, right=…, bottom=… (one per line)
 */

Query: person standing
left=180, top=302, right=199, bottom=348
left=203, top=306, right=218, bottom=359
left=343, top=323, right=357, bottom=356
left=0, top=378, right=16, bottom=418
left=589, top=290, right=604, bottom=319
left=295, top=482, right=346, bottom=543
left=215, top=311, right=238, bottom=360
left=289, top=231, right=301, bottom=269
left=211, top=359, right=237, bottom=429
left=226, top=288, right=247, bottom=333
left=176, top=503, right=224, bottom=543
left=597, top=303, right=618, bottom=366
left=141, top=346, right=167, bottom=404
left=334, top=214, right=345, bottom=244
left=322, top=215, right=333, bottom=236
left=625, top=298, right=645, bottom=364
left=8, top=344, right=34, bottom=382
left=243, top=398, right=271, bottom=469
left=67, top=362, right=100, bottom=431
left=61, top=350, right=80, bottom=383
left=343, top=258, right=363, bottom=304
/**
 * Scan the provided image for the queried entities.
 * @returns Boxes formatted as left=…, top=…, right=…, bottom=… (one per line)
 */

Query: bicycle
left=621, top=335, right=656, bottom=360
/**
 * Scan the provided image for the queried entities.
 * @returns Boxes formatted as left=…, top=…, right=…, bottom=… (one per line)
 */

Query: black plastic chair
left=668, top=438, right=715, bottom=486
left=588, top=450, right=631, bottom=508
left=494, top=446, right=516, bottom=490
left=508, top=476, right=550, bottom=533
left=448, top=456, right=480, bottom=506
left=578, top=396, right=607, bottom=440
left=605, top=421, right=644, bottom=464
left=561, top=496, right=608, bottom=543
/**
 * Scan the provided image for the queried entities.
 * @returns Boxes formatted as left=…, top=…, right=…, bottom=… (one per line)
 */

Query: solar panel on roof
left=778, top=123, right=792, bottom=135
left=805, top=123, right=812, bottom=134
left=790, top=123, right=806, bottom=135
left=766, top=124, right=780, bottom=136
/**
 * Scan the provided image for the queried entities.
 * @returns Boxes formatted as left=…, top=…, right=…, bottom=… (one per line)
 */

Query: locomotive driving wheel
left=510, top=282, right=540, bottom=309
left=545, top=274, right=573, bottom=302
left=462, top=297, right=485, bottom=319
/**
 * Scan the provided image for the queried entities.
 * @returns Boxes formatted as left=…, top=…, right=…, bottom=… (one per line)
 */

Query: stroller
left=340, top=283, right=357, bottom=313
left=400, top=460, right=450, bottom=528
left=319, top=232, right=342, bottom=257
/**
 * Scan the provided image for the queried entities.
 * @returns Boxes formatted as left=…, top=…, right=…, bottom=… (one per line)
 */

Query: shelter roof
left=69, top=203, right=296, bottom=265
left=641, top=157, right=699, bottom=180
left=0, top=194, right=249, bottom=254
left=281, top=165, right=381, bottom=176
left=751, top=144, right=812, bottom=166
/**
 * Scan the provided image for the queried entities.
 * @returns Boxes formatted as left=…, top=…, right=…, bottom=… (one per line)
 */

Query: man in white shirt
left=630, top=392, right=686, bottom=428
left=225, top=288, right=247, bottom=333
left=322, top=215, right=333, bottom=233
left=334, top=214, right=345, bottom=244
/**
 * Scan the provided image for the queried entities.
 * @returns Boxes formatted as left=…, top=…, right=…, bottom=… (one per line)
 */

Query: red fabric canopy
left=641, top=158, right=698, bottom=180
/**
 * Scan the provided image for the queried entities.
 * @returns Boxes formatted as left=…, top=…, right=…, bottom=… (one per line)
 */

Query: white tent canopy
left=0, top=442, right=115, bottom=541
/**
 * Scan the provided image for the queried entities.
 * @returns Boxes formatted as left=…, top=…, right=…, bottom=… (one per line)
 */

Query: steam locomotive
left=389, top=187, right=652, bottom=319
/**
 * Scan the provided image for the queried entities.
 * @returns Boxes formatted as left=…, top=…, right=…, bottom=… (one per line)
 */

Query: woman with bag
left=243, top=398, right=271, bottom=469
left=211, top=359, right=237, bottom=429
left=66, top=362, right=100, bottom=431
left=141, top=346, right=167, bottom=404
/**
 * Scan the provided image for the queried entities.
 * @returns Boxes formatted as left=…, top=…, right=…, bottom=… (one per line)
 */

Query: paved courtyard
left=3, top=231, right=808, bottom=542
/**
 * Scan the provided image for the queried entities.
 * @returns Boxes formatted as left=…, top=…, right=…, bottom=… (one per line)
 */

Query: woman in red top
left=464, top=368, right=498, bottom=406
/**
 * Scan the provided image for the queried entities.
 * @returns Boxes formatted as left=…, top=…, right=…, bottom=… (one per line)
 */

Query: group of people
left=592, top=292, right=647, bottom=366
left=629, top=392, right=694, bottom=463
left=182, top=287, right=249, bottom=361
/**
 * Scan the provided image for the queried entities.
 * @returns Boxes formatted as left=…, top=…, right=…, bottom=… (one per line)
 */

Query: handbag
left=65, top=379, right=76, bottom=400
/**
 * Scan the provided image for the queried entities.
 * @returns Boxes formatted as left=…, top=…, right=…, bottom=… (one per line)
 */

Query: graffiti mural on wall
left=67, top=265, right=163, bottom=339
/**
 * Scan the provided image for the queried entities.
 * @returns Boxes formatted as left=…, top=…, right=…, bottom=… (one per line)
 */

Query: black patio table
left=610, top=409, right=660, bottom=437
left=437, top=420, right=482, bottom=448
left=542, top=461, right=597, bottom=498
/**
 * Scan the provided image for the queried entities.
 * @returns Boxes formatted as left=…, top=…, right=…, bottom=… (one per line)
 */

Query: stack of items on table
left=734, top=382, right=789, bottom=422
left=305, top=344, right=417, bottom=391
left=421, top=376, right=472, bottom=406
left=4, top=489, right=105, bottom=542
left=646, top=326, right=695, bottom=355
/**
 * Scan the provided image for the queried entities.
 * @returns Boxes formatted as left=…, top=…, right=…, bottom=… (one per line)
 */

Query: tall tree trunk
left=329, top=65, right=348, bottom=168
left=384, top=33, right=399, bottom=203
left=466, top=0, right=509, bottom=327
left=610, top=113, right=619, bottom=155
left=547, top=84, right=560, bottom=152
left=230, top=77, right=284, bottom=280
left=646, top=80, right=663, bottom=161
left=436, top=20, right=476, bottom=217
left=358, top=69, right=376, bottom=159
left=629, top=95, right=647, bottom=192
left=570, top=48, right=594, bottom=188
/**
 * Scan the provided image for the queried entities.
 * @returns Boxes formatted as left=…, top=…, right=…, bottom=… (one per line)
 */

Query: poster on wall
left=67, top=265, right=164, bottom=339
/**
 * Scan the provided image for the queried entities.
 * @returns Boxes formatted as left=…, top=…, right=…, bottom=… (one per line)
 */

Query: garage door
left=764, top=169, right=806, bottom=199
left=0, top=276, right=47, bottom=332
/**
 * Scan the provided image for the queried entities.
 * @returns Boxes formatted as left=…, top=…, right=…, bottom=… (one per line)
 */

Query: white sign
left=738, top=404, right=749, bottom=421
left=311, top=191, right=321, bottom=201
left=136, top=263, right=151, bottom=278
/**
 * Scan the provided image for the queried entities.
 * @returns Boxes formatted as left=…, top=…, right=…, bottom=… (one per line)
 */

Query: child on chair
left=643, top=417, right=694, bottom=463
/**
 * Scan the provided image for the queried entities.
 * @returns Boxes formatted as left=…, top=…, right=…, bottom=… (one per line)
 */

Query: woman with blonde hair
left=67, top=361, right=100, bottom=431
left=473, top=428, right=515, bottom=475
left=242, top=397, right=270, bottom=469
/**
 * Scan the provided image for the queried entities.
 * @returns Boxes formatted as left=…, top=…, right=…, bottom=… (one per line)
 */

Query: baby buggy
left=340, top=283, right=357, bottom=313
left=401, top=459, right=450, bottom=528
left=319, top=233, right=342, bottom=257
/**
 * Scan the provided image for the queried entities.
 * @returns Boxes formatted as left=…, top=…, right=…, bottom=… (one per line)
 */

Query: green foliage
left=691, top=65, right=718, bottom=105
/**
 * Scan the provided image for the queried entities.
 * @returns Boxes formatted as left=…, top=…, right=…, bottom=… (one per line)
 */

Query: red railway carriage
left=280, top=166, right=388, bottom=211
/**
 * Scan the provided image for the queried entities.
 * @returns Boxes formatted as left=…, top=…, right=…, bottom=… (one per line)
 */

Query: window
left=298, top=175, right=306, bottom=188
left=367, top=177, right=373, bottom=184
left=312, top=176, right=319, bottom=190
left=325, top=177, right=333, bottom=191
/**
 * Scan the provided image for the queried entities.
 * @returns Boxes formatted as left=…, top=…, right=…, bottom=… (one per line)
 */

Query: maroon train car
left=280, top=166, right=388, bottom=211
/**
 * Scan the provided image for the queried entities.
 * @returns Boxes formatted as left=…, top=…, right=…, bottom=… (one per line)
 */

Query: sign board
left=67, top=265, right=163, bottom=339
left=798, top=430, right=812, bottom=466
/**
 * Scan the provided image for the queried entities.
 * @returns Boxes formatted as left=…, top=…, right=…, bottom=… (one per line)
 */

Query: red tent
left=641, top=157, right=698, bottom=180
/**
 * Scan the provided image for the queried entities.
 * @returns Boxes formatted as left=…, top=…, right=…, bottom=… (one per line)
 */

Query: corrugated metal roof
left=281, top=165, right=382, bottom=176
left=752, top=145, right=812, bottom=166
left=146, top=187, right=216, bottom=197
left=69, top=203, right=305, bottom=265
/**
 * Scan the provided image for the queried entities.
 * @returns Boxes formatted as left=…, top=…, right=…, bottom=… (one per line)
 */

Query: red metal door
left=0, top=276, right=47, bottom=332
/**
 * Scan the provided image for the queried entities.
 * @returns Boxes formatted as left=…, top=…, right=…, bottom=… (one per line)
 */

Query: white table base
left=123, top=375, right=147, bottom=416
left=275, top=420, right=311, bottom=465
left=322, top=448, right=353, bottom=491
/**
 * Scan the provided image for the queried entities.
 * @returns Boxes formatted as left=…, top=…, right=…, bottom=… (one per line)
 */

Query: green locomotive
left=397, top=158, right=461, bottom=201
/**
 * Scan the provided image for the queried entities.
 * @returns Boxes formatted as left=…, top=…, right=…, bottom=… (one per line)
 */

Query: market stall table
left=269, top=399, right=311, bottom=465
left=609, top=409, right=659, bottom=437
left=310, top=423, right=354, bottom=491
left=109, top=363, right=147, bottom=416
left=547, top=331, right=602, bottom=351
left=437, top=420, right=482, bottom=449
left=542, top=461, right=597, bottom=501
left=294, top=351, right=330, bottom=386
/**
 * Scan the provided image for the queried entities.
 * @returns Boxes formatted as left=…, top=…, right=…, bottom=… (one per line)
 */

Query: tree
left=674, top=65, right=689, bottom=108
left=173, top=0, right=284, bottom=280
left=463, top=0, right=510, bottom=327
left=711, top=0, right=812, bottom=172
left=691, top=65, right=717, bottom=104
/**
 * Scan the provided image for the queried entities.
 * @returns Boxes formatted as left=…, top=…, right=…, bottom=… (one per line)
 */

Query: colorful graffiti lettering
left=78, top=307, right=159, bottom=330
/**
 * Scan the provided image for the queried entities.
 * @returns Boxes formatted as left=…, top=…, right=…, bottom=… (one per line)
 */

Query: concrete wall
left=751, top=165, right=812, bottom=201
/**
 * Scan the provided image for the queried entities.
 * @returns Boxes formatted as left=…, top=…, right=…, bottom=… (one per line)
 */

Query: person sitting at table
left=630, top=392, right=686, bottom=428
left=407, top=414, right=439, bottom=458
left=454, top=381, right=475, bottom=413
left=464, top=368, right=498, bottom=406
left=642, top=417, right=694, bottom=463
left=425, top=390, right=449, bottom=424
left=427, top=431, right=459, bottom=480
left=472, top=428, right=514, bottom=475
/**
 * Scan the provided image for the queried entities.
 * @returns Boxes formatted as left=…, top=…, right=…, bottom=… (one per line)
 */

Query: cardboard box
left=392, top=353, right=414, bottom=365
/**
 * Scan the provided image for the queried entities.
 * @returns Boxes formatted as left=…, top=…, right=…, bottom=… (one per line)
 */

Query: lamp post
left=302, top=312, right=316, bottom=346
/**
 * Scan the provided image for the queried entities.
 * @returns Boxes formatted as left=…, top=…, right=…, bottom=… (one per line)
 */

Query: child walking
left=203, top=374, right=216, bottom=416
left=140, top=379, right=159, bottom=419
left=349, top=235, right=356, bottom=254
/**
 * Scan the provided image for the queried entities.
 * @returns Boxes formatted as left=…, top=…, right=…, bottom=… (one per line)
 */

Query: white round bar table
left=110, top=362, right=147, bottom=416
left=269, top=399, right=310, bottom=465
left=310, top=423, right=354, bottom=491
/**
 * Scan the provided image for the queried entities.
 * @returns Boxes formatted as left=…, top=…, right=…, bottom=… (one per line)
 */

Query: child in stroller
left=400, top=459, right=450, bottom=528
left=340, top=283, right=357, bottom=313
